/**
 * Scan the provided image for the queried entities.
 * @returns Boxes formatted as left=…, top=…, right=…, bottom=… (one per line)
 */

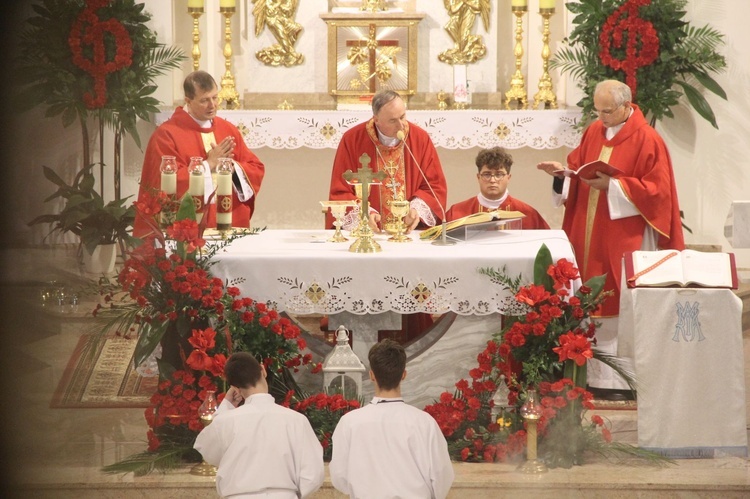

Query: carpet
left=591, top=399, right=637, bottom=411
left=51, top=333, right=158, bottom=408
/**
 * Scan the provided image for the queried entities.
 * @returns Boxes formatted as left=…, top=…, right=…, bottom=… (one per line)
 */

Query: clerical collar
left=375, top=126, right=400, bottom=147
left=477, top=190, right=509, bottom=211
left=371, top=397, right=404, bottom=405
left=184, top=105, right=213, bottom=129
left=605, top=107, right=634, bottom=140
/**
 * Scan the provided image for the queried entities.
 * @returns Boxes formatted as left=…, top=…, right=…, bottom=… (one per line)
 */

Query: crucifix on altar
left=321, top=6, right=424, bottom=107
left=343, top=153, right=386, bottom=253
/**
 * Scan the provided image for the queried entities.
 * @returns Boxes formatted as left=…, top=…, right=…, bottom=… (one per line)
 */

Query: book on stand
left=419, top=210, right=525, bottom=241
left=561, top=160, right=624, bottom=181
left=624, top=249, right=738, bottom=289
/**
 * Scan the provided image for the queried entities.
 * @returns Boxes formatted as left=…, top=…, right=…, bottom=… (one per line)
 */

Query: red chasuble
left=563, top=104, right=684, bottom=317
left=134, top=107, right=265, bottom=237
left=327, top=119, right=448, bottom=229
left=446, top=195, right=550, bottom=230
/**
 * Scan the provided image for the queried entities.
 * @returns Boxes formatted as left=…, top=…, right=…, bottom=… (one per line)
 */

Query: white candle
left=188, top=171, right=205, bottom=222
left=453, top=65, right=468, bottom=104
left=216, top=172, right=233, bottom=228
left=188, top=0, right=204, bottom=8
left=512, top=0, right=528, bottom=7
left=160, top=171, right=176, bottom=195
left=220, top=0, right=235, bottom=8
left=540, top=0, right=555, bottom=9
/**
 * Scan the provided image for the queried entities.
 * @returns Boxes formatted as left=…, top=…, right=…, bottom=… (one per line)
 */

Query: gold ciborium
left=321, top=200, right=357, bottom=242
left=387, top=199, right=411, bottom=243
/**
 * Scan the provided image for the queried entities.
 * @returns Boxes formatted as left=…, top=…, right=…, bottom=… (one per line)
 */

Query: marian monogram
left=673, top=301, right=705, bottom=343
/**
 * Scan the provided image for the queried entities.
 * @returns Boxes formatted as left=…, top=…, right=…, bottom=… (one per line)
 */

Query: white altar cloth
left=156, top=109, right=583, bottom=150
left=208, top=229, right=576, bottom=316
left=619, top=287, right=748, bottom=458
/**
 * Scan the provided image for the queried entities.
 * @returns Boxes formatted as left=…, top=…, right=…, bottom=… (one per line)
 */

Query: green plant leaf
left=675, top=80, right=718, bottom=129
left=134, top=321, right=169, bottom=368
left=533, top=244, right=555, bottom=292
left=692, top=71, right=727, bottom=100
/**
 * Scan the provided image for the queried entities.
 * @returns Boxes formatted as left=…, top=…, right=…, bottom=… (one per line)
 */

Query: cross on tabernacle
left=346, top=24, right=399, bottom=93
left=343, top=153, right=386, bottom=220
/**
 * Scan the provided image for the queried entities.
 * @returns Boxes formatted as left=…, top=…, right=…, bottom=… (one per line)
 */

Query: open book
left=561, top=160, right=624, bottom=181
left=624, top=249, right=738, bottom=289
left=420, top=210, right=525, bottom=241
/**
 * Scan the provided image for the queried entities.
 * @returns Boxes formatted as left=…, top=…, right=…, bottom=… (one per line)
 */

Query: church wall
left=9, top=1, right=750, bottom=273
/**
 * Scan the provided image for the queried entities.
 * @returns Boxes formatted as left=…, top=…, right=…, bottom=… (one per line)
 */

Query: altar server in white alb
left=194, top=352, right=324, bottom=498
left=330, top=339, right=454, bottom=499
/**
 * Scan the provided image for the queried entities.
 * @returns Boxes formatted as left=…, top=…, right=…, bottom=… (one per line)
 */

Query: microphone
left=397, top=130, right=456, bottom=246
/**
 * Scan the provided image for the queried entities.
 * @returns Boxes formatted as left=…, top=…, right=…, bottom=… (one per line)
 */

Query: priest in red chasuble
left=134, top=71, right=265, bottom=237
left=446, top=147, right=549, bottom=230
left=327, top=90, right=448, bottom=232
left=538, top=79, right=684, bottom=394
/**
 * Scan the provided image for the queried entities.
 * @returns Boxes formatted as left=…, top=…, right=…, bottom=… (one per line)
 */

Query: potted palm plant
left=29, top=164, right=137, bottom=275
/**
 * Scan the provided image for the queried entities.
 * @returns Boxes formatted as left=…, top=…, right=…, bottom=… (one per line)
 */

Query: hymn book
left=561, top=160, right=624, bottom=181
left=624, top=249, right=738, bottom=289
left=420, top=210, right=525, bottom=241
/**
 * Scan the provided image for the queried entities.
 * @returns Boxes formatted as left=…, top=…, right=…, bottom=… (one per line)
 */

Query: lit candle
left=511, top=0, right=528, bottom=7
left=216, top=158, right=233, bottom=230
left=160, top=156, right=177, bottom=195
left=539, top=0, right=555, bottom=9
left=220, top=0, right=236, bottom=8
left=187, top=0, right=204, bottom=8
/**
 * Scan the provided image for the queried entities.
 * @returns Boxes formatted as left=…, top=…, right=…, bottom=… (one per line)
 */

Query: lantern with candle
left=518, top=389, right=548, bottom=473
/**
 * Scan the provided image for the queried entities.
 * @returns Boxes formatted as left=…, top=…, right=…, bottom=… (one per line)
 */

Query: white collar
left=477, top=190, right=509, bottom=210
left=184, top=105, right=213, bottom=129
left=375, top=125, right=400, bottom=147
left=605, top=107, right=634, bottom=140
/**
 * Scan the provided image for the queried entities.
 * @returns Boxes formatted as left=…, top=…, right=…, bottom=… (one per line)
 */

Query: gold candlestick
left=218, top=6, right=240, bottom=110
left=188, top=7, right=204, bottom=71
left=533, top=8, right=558, bottom=109
left=518, top=389, right=548, bottom=474
left=504, top=6, right=528, bottom=110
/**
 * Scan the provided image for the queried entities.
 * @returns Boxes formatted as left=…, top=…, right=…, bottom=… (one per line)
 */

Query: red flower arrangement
left=424, top=245, right=618, bottom=467
left=283, top=391, right=362, bottom=461
left=598, top=0, right=659, bottom=98
left=68, top=0, right=133, bottom=109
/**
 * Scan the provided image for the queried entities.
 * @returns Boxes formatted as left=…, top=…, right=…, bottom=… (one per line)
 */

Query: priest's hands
left=582, top=172, right=611, bottom=191
left=368, top=212, right=382, bottom=233
left=207, top=136, right=236, bottom=171
left=537, top=161, right=566, bottom=177
left=225, top=386, right=244, bottom=407
left=403, top=208, right=420, bottom=233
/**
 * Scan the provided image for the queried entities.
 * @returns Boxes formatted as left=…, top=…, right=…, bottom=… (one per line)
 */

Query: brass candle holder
left=518, top=389, right=548, bottom=474
left=218, top=6, right=240, bottom=109
left=533, top=7, right=558, bottom=109
left=504, top=6, right=529, bottom=110
left=188, top=6, right=204, bottom=71
left=191, top=390, right=218, bottom=476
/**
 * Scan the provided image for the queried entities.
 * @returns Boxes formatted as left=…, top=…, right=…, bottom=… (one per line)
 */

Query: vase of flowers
left=425, top=245, right=656, bottom=467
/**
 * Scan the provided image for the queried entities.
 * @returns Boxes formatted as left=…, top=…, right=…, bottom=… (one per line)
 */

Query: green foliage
left=552, top=0, right=727, bottom=128
left=14, top=0, right=184, bottom=147
left=27, top=164, right=136, bottom=254
left=101, top=446, right=199, bottom=476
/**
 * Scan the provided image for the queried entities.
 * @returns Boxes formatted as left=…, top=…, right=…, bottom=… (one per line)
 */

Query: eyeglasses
left=479, top=172, right=507, bottom=181
left=596, top=104, right=623, bottom=116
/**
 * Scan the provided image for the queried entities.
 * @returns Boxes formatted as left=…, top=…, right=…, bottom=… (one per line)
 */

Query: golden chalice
left=321, top=200, right=357, bottom=242
left=387, top=199, right=412, bottom=242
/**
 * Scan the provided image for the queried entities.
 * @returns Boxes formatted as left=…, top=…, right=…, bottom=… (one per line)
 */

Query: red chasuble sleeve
left=134, top=107, right=264, bottom=237
left=562, top=104, right=684, bottom=316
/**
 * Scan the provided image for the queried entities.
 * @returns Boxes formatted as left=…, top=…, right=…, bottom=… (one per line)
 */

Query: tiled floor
left=2, top=247, right=749, bottom=498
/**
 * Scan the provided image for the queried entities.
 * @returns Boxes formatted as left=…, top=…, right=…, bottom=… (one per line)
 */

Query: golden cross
left=343, top=153, right=386, bottom=219
left=346, top=24, right=399, bottom=93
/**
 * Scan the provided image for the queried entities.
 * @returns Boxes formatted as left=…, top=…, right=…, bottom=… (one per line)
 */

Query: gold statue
left=252, top=0, right=304, bottom=67
left=438, top=0, right=492, bottom=65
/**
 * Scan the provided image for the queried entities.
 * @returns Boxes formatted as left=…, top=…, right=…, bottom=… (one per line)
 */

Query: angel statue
left=438, top=0, right=492, bottom=65
left=252, top=0, right=304, bottom=67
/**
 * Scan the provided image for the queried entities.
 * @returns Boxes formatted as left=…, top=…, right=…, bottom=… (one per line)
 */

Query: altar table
left=208, top=229, right=576, bottom=317
left=619, top=287, right=748, bottom=458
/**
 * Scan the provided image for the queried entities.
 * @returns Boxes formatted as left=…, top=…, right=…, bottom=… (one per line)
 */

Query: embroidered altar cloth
left=208, top=229, right=577, bottom=316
